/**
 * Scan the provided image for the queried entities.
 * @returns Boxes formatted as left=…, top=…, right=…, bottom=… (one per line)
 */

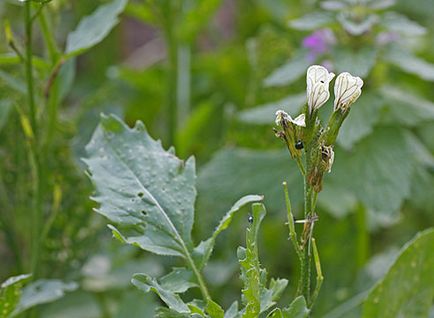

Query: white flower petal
left=333, top=72, right=363, bottom=111
left=292, top=113, right=306, bottom=127
left=306, top=65, right=335, bottom=113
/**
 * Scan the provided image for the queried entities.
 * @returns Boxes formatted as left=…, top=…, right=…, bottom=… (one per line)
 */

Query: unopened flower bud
left=333, top=72, right=363, bottom=112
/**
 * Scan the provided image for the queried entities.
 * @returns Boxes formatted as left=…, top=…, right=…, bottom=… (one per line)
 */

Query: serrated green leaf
left=337, top=92, right=383, bottom=150
left=289, top=12, right=333, bottom=30
left=238, top=94, right=306, bottom=125
left=206, top=299, right=225, bottom=318
left=131, top=274, right=189, bottom=313
left=13, top=280, right=77, bottom=316
left=380, top=85, right=434, bottom=126
left=194, top=195, right=263, bottom=269
left=65, top=0, right=127, bottom=57
left=160, top=268, right=197, bottom=294
left=85, top=114, right=196, bottom=258
left=238, top=203, right=265, bottom=317
left=263, top=54, right=310, bottom=88
left=362, top=229, right=434, bottom=318
left=387, top=48, right=434, bottom=81
left=238, top=204, right=286, bottom=317
left=0, top=274, right=31, bottom=318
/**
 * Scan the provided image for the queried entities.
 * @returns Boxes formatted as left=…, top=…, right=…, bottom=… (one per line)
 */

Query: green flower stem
left=310, top=237, right=323, bottom=306
left=24, top=1, right=37, bottom=137
left=24, top=1, right=43, bottom=277
left=38, top=8, right=59, bottom=64
left=283, top=182, right=305, bottom=297
left=183, top=244, right=211, bottom=301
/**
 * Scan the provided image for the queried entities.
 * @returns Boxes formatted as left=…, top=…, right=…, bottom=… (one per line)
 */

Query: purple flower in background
left=303, top=29, right=336, bottom=62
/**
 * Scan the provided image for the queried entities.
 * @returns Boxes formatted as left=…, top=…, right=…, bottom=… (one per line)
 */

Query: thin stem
left=283, top=181, right=306, bottom=297
left=38, top=8, right=59, bottom=63
left=295, top=156, right=306, bottom=176
left=283, top=182, right=301, bottom=256
left=310, top=237, right=323, bottom=306
left=183, top=245, right=211, bottom=301
left=24, top=1, right=43, bottom=277
left=24, top=1, right=37, bottom=137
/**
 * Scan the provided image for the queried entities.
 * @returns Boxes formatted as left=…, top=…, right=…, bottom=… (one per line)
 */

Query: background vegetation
left=0, top=0, right=434, bottom=317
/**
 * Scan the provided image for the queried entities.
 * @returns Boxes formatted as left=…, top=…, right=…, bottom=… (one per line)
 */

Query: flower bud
left=333, top=72, right=363, bottom=112
left=306, top=65, right=335, bottom=114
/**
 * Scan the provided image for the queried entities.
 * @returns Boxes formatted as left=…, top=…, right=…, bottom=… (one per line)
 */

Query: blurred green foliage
left=0, top=0, right=433, bottom=317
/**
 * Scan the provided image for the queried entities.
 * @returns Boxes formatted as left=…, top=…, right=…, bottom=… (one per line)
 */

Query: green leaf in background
left=337, top=13, right=379, bottom=36
left=0, top=274, right=31, bottom=318
left=362, top=229, right=434, bottom=318
left=85, top=114, right=196, bottom=258
left=159, top=268, right=197, bottom=294
left=197, top=149, right=303, bottom=223
left=178, top=0, right=222, bottom=42
left=238, top=203, right=288, bottom=317
left=381, top=85, right=434, bottom=127
left=131, top=274, right=189, bottom=313
left=263, top=54, right=310, bottom=88
left=238, top=94, right=306, bottom=125
left=289, top=12, right=333, bottom=30
left=320, top=1, right=348, bottom=11
left=329, top=127, right=415, bottom=216
left=13, top=280, right=77, bottom=316
left=155, top=308, right=197, bottom=318
left=0, top=70, right=26, bottom=94
left=381, top=12, right=426, bottom=36
left=333, top=47, right=377, bottom=78
left=65, top=0, right=128, bottom=57
left=224, top=302, right=239, bottom=318
left=194, top=195, right=264, bottom=270
left=0, top=100, right=13, bottom=132
left=205, top=299, right=225, bottom=318
left=267, top=296, right=309, bottom=318
left=337, top=92, right=383, bottom=150
left=387, top=48, right=434, bottom=81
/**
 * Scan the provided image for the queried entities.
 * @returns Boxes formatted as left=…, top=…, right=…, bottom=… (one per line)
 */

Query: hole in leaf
left=137, top=192, right=144, bottom=198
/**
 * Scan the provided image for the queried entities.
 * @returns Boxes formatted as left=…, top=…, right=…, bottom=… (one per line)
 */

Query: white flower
left=306, top=65, right=335, bottom=114
left=275, top=110, right=305, bottom=127
left=333, top=72, right=363, bottom=111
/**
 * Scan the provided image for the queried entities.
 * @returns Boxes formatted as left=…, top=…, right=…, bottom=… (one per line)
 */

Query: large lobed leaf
left=362, top=229, right=434, bottom=318
left=85, top=114, right=196, bottom=257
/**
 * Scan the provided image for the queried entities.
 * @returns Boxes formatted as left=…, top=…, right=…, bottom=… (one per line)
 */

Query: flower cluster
left=275, top=65, right=363, bottom=192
